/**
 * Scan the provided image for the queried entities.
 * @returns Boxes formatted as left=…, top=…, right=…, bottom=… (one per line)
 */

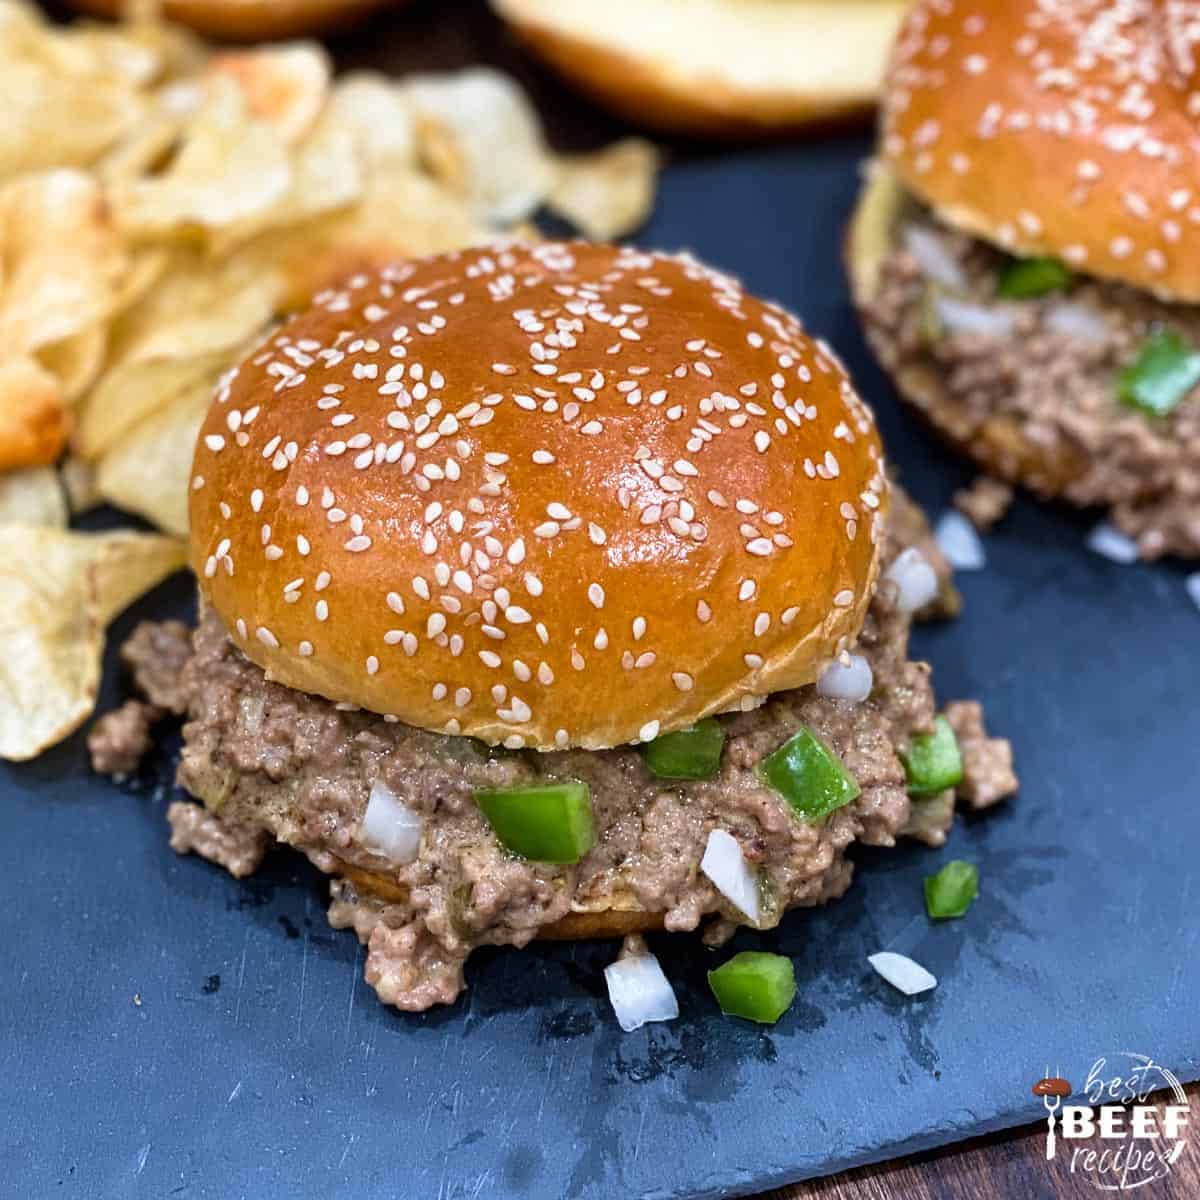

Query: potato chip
left=0, top=4, right=148, bottom=178
left=402, top=69, right=558, bottom=226
left=0, top=466, right=67, bottom=527
left=208, top=42, right=331, bottom=143
left=96, top=106, right=187, bottom=186
left=97, top=374, right=211, bottom=536
left=87, top=529, right=189, bottom=623
left=0, top=524, right=186, bottom=760
left=0, top=356, right=67, bottom=470
left=326, top=72, right=417, bottom=171
left=548, top=139, right=660, bottom=240
left=111, top=74, right=291, bottom=239
left=0, top=528, right=103, bottom=761
left=66, top=17, right=205, bottom=89
left=37, top=322, right=109, bottom=404
left=209, top=107, right=363, bottom=254
left=0, top=169, right=128, bottom=352
left=110, top=247, right=171, bottom=316
left=60, top=455, right=100, bottom=515
left=245, top=168, right=487, bottom=312
left=75, top=251, right=281, bottom=458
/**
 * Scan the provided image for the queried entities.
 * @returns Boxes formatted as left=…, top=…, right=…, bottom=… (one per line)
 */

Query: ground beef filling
left=864, top=212, right=1200, bottom=558
left=148, top=518, right=1013, bottom=1012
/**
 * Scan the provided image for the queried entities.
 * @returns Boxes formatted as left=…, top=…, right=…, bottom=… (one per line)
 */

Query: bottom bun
left=69, top=0, right=396, bottom=39
left=846, top=163, right=1091, bottom=498
left=338, top=861, right=665, bottom=941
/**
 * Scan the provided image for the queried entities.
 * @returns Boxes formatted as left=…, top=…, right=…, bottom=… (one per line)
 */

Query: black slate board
left=3, top=87, right=1200, bottom=1200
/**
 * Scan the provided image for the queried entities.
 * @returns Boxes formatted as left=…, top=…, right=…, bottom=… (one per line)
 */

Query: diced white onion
left=1044, top=301, right=1109, bottom=344
left=700, top=829, right=761, bottom=924
left=360, top=780, right=422, bottom=864
left=935, top=295, right=1016, bottom=340
left=868, top=951, right=938, bottom=996
left=1086, top=522, right=1139, bottom=564
left=935, top=510, right=987, bottom=571
left=604, top=954, right=679, bottom=1032
left=904, top=226, right=968, bottom=291
left=885, top=547, right=940, bottom=613
left=237, top=693, right=266, bottom=734
left=817, top=654, right=874, bottom=703
left=1186, top=573, right=1200, bottom=613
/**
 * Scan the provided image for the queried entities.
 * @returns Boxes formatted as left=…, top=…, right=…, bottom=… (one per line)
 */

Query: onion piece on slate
left=869, top=952, right=938, bottom=996
left=935, top=510, right=987, bottom=571
left=604, top=953, right=679, bottom=1032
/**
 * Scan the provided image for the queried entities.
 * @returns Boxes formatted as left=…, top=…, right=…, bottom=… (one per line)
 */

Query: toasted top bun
left=190, top=241, right=888, bottom=751
left=881, top=0, right=1200, bottom=302
left=69, top=0, right=394, bottom=40
left=492, top=0, right=907, bottom=139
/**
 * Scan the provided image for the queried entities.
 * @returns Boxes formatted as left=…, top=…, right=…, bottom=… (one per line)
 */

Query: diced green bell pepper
left=707, top=951, right=797, bottom=1024
left=995, top=256, right=1073, bottom=299
left=642, top=718, right=725, bottom=780
left=901, top=716, right=964, bottom=797
left=758, top=726, right=860, bottom=822
left=473, top=780, right=595, bottom=863
left=1117, top=330, right=1200, bottom=417
left=924, top=859, right=979, bottom=919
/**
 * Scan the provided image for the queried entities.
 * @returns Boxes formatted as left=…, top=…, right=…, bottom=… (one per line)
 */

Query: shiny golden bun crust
left=492, top=0, right=906, bottom=140
left=69, top=0, right=394, bottom=40
left=882, top=0, right=1200, bottom=301
left=190, top=241, right=888, bottom=751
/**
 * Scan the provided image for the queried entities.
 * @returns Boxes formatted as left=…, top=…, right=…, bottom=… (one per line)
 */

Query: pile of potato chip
left=0, top=0, right=659, bottom=760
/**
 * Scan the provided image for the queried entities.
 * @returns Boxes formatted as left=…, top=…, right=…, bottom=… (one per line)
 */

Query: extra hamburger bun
left=189, top=240, right=889, bottom=752
left=846, top=161, right=1091, bottom=498
left=491, top=0, right=908, bottom=140
left=880, top=0, right=1200, bottom=302
left=69, top=0, right=396, bottom=40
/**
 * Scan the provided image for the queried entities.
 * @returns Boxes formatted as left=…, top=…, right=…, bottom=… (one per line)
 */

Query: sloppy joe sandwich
left=107, top=241, right=1014, bottom=1011
left=849, top=0, right=1200, bottom=559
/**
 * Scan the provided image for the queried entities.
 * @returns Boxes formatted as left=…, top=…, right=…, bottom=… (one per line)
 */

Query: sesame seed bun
left=189, top=241, right=888, bottom=751
left=881, top=0, right=1200, bottom=302
left=490, top=0, right=907, bottom=140
left=68, top=0, right=395, bottom=40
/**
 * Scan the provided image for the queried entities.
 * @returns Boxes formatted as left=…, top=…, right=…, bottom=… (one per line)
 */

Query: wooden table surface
left=764, top=1084, right=1199, bottom=1199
